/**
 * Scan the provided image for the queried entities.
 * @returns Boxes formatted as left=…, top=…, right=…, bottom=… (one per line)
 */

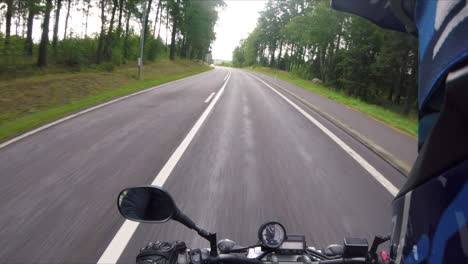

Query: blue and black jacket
left=331, top=1, right=468, bottom=263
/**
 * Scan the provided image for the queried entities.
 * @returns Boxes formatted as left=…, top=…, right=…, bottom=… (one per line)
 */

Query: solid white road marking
left=249, top=73, right=399, bottom=197
left=0, top=71, right=212, bottom=150
left=204, top=92, right=216, bottom=103
left=224, top=72, right=230, bottom=81
left=97, top=71, right=231, bottom=264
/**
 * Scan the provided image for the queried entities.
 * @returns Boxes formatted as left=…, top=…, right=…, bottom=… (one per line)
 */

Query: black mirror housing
left=117, top=186, right=177, bottom=223
left=117, top=185, right=219, bottom=256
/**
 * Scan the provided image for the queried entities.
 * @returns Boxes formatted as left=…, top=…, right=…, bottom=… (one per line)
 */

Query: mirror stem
left=173, top=209, right=218, bottom=256
left=173, top=210, right=197, bottom=230
left=198, top=229, right=218, bottom=256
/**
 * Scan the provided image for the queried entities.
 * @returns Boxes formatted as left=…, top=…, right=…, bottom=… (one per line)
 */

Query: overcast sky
left=212, top=0, right=267, bottom=61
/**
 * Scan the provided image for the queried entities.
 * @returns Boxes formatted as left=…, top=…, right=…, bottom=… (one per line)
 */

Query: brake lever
left=370, top=235, right=390, bottom=254
left=368, top=234, right=390, bottom=263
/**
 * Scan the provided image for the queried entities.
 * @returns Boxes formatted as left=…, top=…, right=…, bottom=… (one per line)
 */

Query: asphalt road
left=0, top=67, right=410, bottom=263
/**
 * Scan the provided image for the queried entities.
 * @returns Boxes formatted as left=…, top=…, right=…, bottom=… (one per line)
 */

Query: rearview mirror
left=117, top=186, right=176, bottom=222
left=117, top=185, right=220, bottom=256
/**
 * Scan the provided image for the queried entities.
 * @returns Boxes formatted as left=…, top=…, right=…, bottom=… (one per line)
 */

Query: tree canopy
left=0, top=0, right=224, bottom=70
left=233, top=0, right=418, bottom=115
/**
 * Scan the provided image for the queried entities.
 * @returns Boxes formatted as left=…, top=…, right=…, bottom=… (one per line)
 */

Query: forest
left=233, top=0, right=418, bottom=115
left=0, top=0, right=223, bottom=75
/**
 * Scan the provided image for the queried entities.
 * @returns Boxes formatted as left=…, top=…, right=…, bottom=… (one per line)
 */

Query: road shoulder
left=247, top=70, right=417, bottom=175
left=0, top=62, right=213, bottom=144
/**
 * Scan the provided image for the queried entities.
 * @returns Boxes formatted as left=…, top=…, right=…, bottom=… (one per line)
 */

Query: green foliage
left=146, top=37, right=166, bottom=61
left=234, top=0, right=418, bottom=115
left=0, top=0, right=221, bottom=72
left=215, top=61, right=233, bottom=67
left=56, top=38, right=97, bottom=67
left=0, top=35, right=27, bottom=57
left=177, top=0, right=225, bottom=60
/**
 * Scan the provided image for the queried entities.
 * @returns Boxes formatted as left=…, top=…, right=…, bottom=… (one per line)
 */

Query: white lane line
left=224, top=72, right=230, bottom=81
left=0, top=71, right=213, bottom=150
left=97, top=71, right=231, bottom=264
left=204, top=92, right=216, bottom=103
left=249, top=73, right=398, bottom=197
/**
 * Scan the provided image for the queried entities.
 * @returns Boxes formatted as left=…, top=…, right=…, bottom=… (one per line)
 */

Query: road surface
left=0, top=67, right=412, bottom=263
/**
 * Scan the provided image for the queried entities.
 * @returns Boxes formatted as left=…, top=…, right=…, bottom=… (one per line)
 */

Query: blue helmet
left=331, top=1, right=468, bottom=263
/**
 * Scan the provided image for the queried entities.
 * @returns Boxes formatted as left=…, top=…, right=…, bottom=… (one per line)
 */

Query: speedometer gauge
left=258, top=222, right=286, bottom=248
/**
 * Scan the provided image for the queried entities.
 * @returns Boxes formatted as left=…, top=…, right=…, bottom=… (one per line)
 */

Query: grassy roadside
left=0, top=60, right=212, bottom=141
left=246, top=66, right=417, bottom=137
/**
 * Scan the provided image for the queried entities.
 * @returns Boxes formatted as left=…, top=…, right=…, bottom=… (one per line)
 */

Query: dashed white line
left=204, top=92, right=216, bottom=103
left=97, top=71, right=231, bottom=264
left=249, top=73, right=398, bottom=197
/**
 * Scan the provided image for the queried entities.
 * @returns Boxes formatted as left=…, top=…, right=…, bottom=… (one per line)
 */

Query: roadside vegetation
left=0, top=0, right=223, bottom=140
left=0, top=60, right=211, bottom=141
left=248, top=66, right=417, bottom=137
left=233, top=0, right=418, bottom=129
left=215, top=61, right=233, bottom=67
left=1, top=0, right=223, bottom=68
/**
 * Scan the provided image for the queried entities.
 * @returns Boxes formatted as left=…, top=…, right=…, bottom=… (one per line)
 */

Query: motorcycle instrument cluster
left=278, top=235, right=306, bottom=255
left=258, top=222, right=286, bottom=249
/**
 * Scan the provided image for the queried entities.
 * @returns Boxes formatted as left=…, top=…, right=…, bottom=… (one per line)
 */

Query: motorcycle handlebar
left=206, top=254, right=264, bottom=264
left=317, top=257, right=367, bottom=264
left=199, top=253, right=368, bottom=264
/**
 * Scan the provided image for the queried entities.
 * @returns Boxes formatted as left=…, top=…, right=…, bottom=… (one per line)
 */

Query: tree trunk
left=169, top=0, right=179, bottom=60
left=22, top=11, right=27, bottom=37
left=269, top=42, right=276, bottom=67
left=15, top=10, right=20, bottom=35
left=394, top=67, right=405, bottom=105
left=123, top=8, right=131, bottom=60
left=403, top=80, right=413, bottom=116
left=182, top=32, right=191, bottom=59
left=318, top=47, right=326, bottom=81
left=158, top=2, right=164, bottom=38
left=404, top=50, right=418, bottom=115
left=117, top=0, right=124, bottom=36
left=277, top=40, right=283, bottom=69
left=153, top=0, right=162, bottom=37
left=169, top=21, right=177, bottom=60
left=63, top=0, right=71, bottom=39
left=4, top=0, right=13, bottom=54
left=52, top=0, right=62, bottom=53
left=387, top=84, right=394, bottom=102
left=165, top=3, right=169, bottom=49
left=103, top=0, right=117, bottom=60
left=38, top=0, right=53, bottom=67
left=107, top=0, right=117, bottom=36
left=180, top=34, right=186, bottom=58
left=25, top=5, right=35, bottom=56
left=144, top=0, right=154, bottom=41
left=178, top=35, right=184, bottom=57
left=96, top=0, right=107, bottom=64
left=84, top=1, right=91, bottom=37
